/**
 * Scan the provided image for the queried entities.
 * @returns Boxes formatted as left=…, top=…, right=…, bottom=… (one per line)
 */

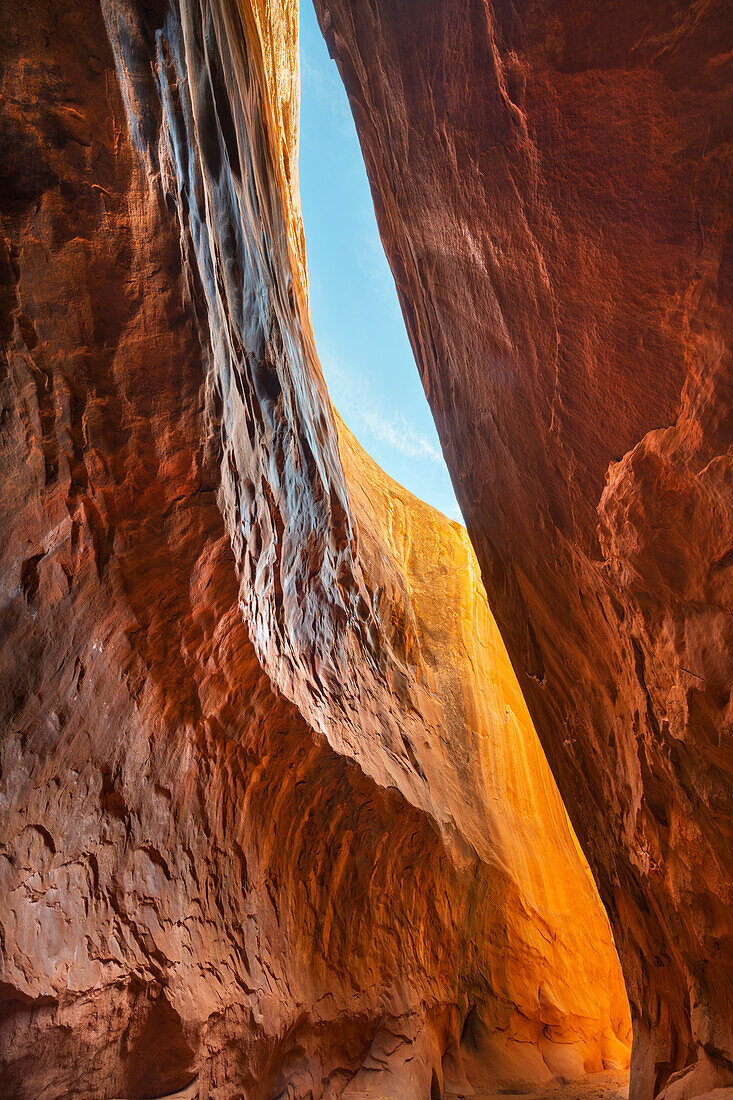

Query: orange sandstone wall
left=0, top=0, right=627, bottom=1096
left=311, top=1, right=733, bottom=1098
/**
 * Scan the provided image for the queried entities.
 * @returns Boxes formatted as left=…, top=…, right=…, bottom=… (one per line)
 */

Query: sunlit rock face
left=311, top=2, right=733, bottom=1099
left=0, top=0, right=630, bottom=1096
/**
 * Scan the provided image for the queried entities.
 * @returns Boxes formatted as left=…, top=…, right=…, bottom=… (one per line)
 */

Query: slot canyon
left=0, top=1, right=729, bottom=1099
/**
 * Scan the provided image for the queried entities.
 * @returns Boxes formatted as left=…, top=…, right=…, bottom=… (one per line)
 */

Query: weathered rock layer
left=312, top=2, right=733, bottom=1098
left=0, top=1, right=630, bottom=1098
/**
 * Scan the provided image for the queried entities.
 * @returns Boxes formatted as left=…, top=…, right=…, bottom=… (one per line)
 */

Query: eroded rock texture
left=0, top=0, right=630, bottom=1097
left=312, top=2, right=733, bottom=1099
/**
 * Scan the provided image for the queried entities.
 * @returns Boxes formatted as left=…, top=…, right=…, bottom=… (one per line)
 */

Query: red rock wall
left=311, top=1, right=733, bottom=1098
left=0, top=1, right=630, bottom=1098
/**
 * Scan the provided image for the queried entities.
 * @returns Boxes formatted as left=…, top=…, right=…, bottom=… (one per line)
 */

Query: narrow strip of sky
left=298, top=1, right=462, bottom=523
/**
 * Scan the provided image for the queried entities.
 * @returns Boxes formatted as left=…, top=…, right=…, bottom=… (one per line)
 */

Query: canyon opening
left=0, top=3, right=730, bottom=1100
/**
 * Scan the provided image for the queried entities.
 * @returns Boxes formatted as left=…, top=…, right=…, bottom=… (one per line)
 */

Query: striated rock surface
left=312, top=2, right=733, bottom=1099
left=0, top=0, right=631, bottom=1097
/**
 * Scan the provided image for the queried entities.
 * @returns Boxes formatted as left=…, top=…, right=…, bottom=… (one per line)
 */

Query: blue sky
left=298, top=2, right=462, bottom=522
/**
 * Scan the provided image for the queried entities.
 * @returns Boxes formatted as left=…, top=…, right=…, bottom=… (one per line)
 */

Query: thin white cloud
left=360, top=407, right=443, bottom=464
left=319, top=348, right=443, bottom=467
left=315, top=345, right=463, bottom=519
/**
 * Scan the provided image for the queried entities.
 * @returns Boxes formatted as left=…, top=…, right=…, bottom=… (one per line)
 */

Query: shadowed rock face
left=310, top=2, right=733, bottom=1099
left=0, top=0, right=631, bottom=1097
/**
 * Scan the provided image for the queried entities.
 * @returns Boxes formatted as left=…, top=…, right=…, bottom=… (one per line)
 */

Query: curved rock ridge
left=310, top=1, right=733, bottom=1099
left=0, top=0, right=628, bottom=1096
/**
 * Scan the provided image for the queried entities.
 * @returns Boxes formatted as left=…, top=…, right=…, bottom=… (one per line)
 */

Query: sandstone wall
left=0, top=1, right=628, bottom=1097
left=311, top=1, right=733, bottom=1098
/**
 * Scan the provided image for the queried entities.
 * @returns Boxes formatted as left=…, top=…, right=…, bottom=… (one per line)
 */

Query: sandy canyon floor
left=467, top=1072, right=630, bottom=1100
left=151, top=1071, right=630, bottom=1100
